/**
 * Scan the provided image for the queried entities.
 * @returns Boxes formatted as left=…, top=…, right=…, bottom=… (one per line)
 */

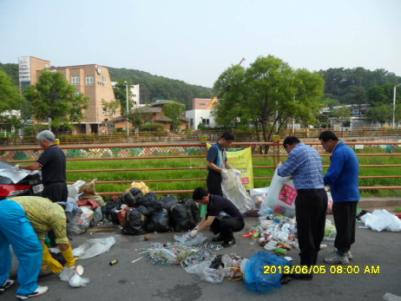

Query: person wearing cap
left=206, top=132, right=235, bottom=196
left=9, top=196, right=77, bottom=275
left=22, top=130, right=67, bottom=203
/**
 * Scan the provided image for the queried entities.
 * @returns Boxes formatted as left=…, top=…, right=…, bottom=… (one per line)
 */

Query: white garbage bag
left=73, top=236, right=116, bottom=259
left=221, top=169, right=254, bottom=213
left=360, top=209, right=401, bottom=232
left=260, top=168, right=296, bottom=217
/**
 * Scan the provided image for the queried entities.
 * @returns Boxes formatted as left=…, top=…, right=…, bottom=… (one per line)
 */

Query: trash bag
left=185, top=199, right=200, bottom=226
left=60, top=267, right=90, bottom=288
left=137, top=205, right=152, bottom=217
left=174, top=232, right=208, bottom=246
left=68, top=207, right=94, bottom=235
left=360, top=209, right=401, bottom=232
left=129, top=181, right=150, bottom=194
left=73, top=237, right=116, bottom=259
left=159, top=195, right=178, bottom=210
left=170, top=203, right=192, bottom=232
left=142, top=192, right=158, bottom=203
left=122, top=188, right=143, bottom=207
left=121, top=208, right=146, bottom=235
left=102, top=199, right=122, bottom=224
left=260, top=168, right=296, bottom=217
left=146, top=209, right=170, bottom=233
left=221, top=169, right=254, bottom=214
left=244, top=251, right=290, bottom=293
left=184, top=260, right=225, bottom=284
left=137, top=196, right=163, bottom=215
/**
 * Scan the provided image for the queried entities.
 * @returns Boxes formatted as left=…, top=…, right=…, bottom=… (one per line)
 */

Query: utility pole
left=393, top=84, right=401, bottom=128
left=125, top=81, right=129, bottom=138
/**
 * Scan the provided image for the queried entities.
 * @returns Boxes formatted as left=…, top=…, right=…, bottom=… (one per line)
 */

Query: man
left=206, top=132, right=234, bottom=196
left=319, top=131, right=359, bottom=265
left=23, top=130, right=67, bottom=203
left=190, top=187, right=244, bottom=248
left=10, top=196, right=77, bottom=275
left=0, top=198, right=48, bottom=299
left=278, top=136, right=327, bottom=280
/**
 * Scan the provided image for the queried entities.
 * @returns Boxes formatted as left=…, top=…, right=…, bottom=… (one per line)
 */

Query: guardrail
left=2, top=140, right=401, bottom=197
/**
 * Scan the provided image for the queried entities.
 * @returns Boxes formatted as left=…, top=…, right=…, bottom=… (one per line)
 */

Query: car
left=0, top=161, right=43, bottom=198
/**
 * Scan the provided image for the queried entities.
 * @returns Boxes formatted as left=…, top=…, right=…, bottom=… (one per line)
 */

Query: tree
left=113, top=81, right=132, bottom=115
left=163, top=102, right=185, bottom=131
left=102, top=99, right=120, bottom=118
left=0, top=69, right=23, bottom=129
left=214, top=55, right=324, bottom=143
left=24, top=70, right=88, bottom=131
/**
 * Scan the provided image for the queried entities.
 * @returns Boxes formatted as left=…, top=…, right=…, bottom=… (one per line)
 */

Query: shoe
left=212, top=235, right=224, bottom=242
left=0, top=279, right=14, bottom=293
left=290, top=273, right=313, bottom=280
left=222, top=238, right=236, bottom=248
left=346, top=251, right=353, bottom=260
left=16, top=286, right=48, bottom=300
left=324, top=251, right=349, bottom=265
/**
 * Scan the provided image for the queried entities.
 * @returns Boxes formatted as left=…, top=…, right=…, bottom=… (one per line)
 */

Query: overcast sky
left=1, top=0, right=400, bottom=87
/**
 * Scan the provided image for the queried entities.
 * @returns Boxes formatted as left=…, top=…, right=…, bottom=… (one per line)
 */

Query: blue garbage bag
left=244, top=251, right=291, bottom=293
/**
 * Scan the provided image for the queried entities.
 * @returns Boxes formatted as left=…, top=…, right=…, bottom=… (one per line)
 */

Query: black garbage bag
left=102, top=199, right=122, bottom=224
left=142, top=192, right=158, bottom=203
left=137, top=194, right=163, bottom=215
left=137, top=205, right=152, bottom=217
left=169, top=203, right=193, bottom=232
left=121, top=208, right=146, bottom=235
left=185, top=199, right=200, bottom=226
left=145, top=209, right=170, bottom=233
left=159, top=195, right=178, bottom=211
left=122, top=188, right=143, bottom=207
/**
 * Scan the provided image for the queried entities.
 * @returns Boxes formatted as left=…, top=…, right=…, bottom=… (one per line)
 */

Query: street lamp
left=125, top=81, right=129, bottom=137
left=393, top=83, right=401, bottom=128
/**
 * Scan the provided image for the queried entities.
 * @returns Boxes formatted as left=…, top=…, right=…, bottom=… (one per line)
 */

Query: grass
left=66, top=150, right=401, bottom=198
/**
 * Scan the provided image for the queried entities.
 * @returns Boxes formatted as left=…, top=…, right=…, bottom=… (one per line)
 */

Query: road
left=3, top=218, right=401, bottom=301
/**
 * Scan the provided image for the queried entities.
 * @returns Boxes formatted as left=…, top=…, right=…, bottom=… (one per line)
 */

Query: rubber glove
left=61, top=245, right=77, bottom=268
left=190, top=229, right=198, bottom=238
left=42, top=244, right=64, bottom=274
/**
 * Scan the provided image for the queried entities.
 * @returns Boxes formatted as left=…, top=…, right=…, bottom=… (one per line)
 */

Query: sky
left=0, top=0, right=400, bottom=87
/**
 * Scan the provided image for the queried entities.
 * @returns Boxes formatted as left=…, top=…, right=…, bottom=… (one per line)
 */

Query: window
left=190, top=118, right=193, bottom=127
left=71, top=75, right=80, bottom=85
left=202, top=118, right=210, bottom=125
left=85, top=76, right=94, bottom=86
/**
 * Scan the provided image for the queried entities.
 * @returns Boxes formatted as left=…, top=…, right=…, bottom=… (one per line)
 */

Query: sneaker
left=324, top=251, right=349, bottom=265
left=222, top=238, right=236, bottom=248
left=346, top=251, right=353, bottom=260
left=0, top=279, right=15, bottom=293
left=211, top=235, right=224, bottom=242
left=16, top=286, right=48, bottom=300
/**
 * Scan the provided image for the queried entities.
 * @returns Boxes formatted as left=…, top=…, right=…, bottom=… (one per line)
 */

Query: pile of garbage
left=359, top=209, right=401, bottom=232
left=102, top=183, right=200, bottom=236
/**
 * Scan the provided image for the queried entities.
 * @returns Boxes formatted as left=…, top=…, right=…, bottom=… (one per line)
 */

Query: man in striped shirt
left=278, top=136, right=327, bottom=280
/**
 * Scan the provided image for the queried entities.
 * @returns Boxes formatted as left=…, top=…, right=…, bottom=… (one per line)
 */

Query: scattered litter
left=131, top=257, right=143, bottom=264
left=146, top=243, right=199, bottom=265
left=361, top=209, right=401, bottom=232
left=73, top=237, right=116, bottom=259
left=383, top=293, right=401, bottom=301
left=59, top=266, right=90, bottom=288
left=109, top=259, right=119, bottom=266
left=174, top=232, right=208, bottom=247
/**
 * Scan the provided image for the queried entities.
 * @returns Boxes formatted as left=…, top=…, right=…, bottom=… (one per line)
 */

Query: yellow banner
left=207, top=144, right=254, bottom=189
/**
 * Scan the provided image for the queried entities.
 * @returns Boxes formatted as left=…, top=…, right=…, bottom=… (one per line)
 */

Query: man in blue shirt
left=319, top=131, right=359, bottom=265
left=206, top=132, right=234, bottom=196
left=278, top=136, right=327, bottom=280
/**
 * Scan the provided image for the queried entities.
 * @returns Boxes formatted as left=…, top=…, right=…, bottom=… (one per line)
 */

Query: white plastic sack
left=184, top=260, right=225, bottom=283
left=360, top=209, right=401, bottom=232
left=73, top=237, right=116, bottom=259
left=250, top=187, right=269, bottom=210
left=174, top=232, right=208, bottom=247
left=221, top=169, right=254, bottom=213
left=59, top=267, right=90, bottom=288
left=67, top=180, right=86, bottom=201
left=260, top=168, right=296, bottom=217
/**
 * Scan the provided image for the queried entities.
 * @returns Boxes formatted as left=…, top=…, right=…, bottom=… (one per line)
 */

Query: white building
left=185, top=98, right=218, bottom=129
left=111, top=82, right=143, bottom=109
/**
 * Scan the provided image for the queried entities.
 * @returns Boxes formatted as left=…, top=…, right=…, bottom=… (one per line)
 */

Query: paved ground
left=3, top=218, right=401, bottom=301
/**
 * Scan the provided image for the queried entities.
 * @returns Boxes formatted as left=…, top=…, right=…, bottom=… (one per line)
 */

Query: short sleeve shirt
left=207, top=143, right=227, bottom=169
left=37, top=145, right=66, bottom=185
left=207, top=195, right=242, bottom=218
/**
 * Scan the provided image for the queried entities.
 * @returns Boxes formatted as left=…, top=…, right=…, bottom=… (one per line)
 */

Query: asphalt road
left=3, top=218, right=401, bottom=301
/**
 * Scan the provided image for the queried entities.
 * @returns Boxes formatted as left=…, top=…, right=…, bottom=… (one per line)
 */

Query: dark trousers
left=207, top=171, right=223, bottom=196
left=333, top=201, right=357, bottom=254
left=210, top=216, right=244, bottom=242
left=42, top=182, right=68, bottom=203
left=295, top=189, right=328, bottom=266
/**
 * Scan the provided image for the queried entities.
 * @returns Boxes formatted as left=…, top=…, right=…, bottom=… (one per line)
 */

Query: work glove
left=190, top=229, right=198, bottom=238
left=61, top=245, right=77, bottom=268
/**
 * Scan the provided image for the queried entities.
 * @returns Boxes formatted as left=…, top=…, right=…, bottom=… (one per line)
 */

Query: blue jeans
left=0, top=200, right=42, bottom=296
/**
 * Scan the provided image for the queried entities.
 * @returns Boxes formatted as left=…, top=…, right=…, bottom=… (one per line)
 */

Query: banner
left=207, top=144, right=254, bottom=189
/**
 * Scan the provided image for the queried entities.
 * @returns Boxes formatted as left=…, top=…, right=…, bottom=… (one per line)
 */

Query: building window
left=71, top=75, right=80, bottom=85
left=190, top=118, right=193, bottom=127
left=85, top=76, right=94, bottom=86
left=202, top=119, right=210, bottom=126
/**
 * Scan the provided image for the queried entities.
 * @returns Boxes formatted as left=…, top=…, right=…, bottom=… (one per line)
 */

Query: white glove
left=190, top=229, right=198, bottom=238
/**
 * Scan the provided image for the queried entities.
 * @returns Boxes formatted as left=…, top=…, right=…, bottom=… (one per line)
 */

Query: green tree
left=24, top=70, right=88, bottom=131
left=214, top=55, right=324, bottom=142
left=113, top=81, right=132, bottom=115
left=0, top=69, right=23, bottom=128
left=163, top=102, right=185, bottom=131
